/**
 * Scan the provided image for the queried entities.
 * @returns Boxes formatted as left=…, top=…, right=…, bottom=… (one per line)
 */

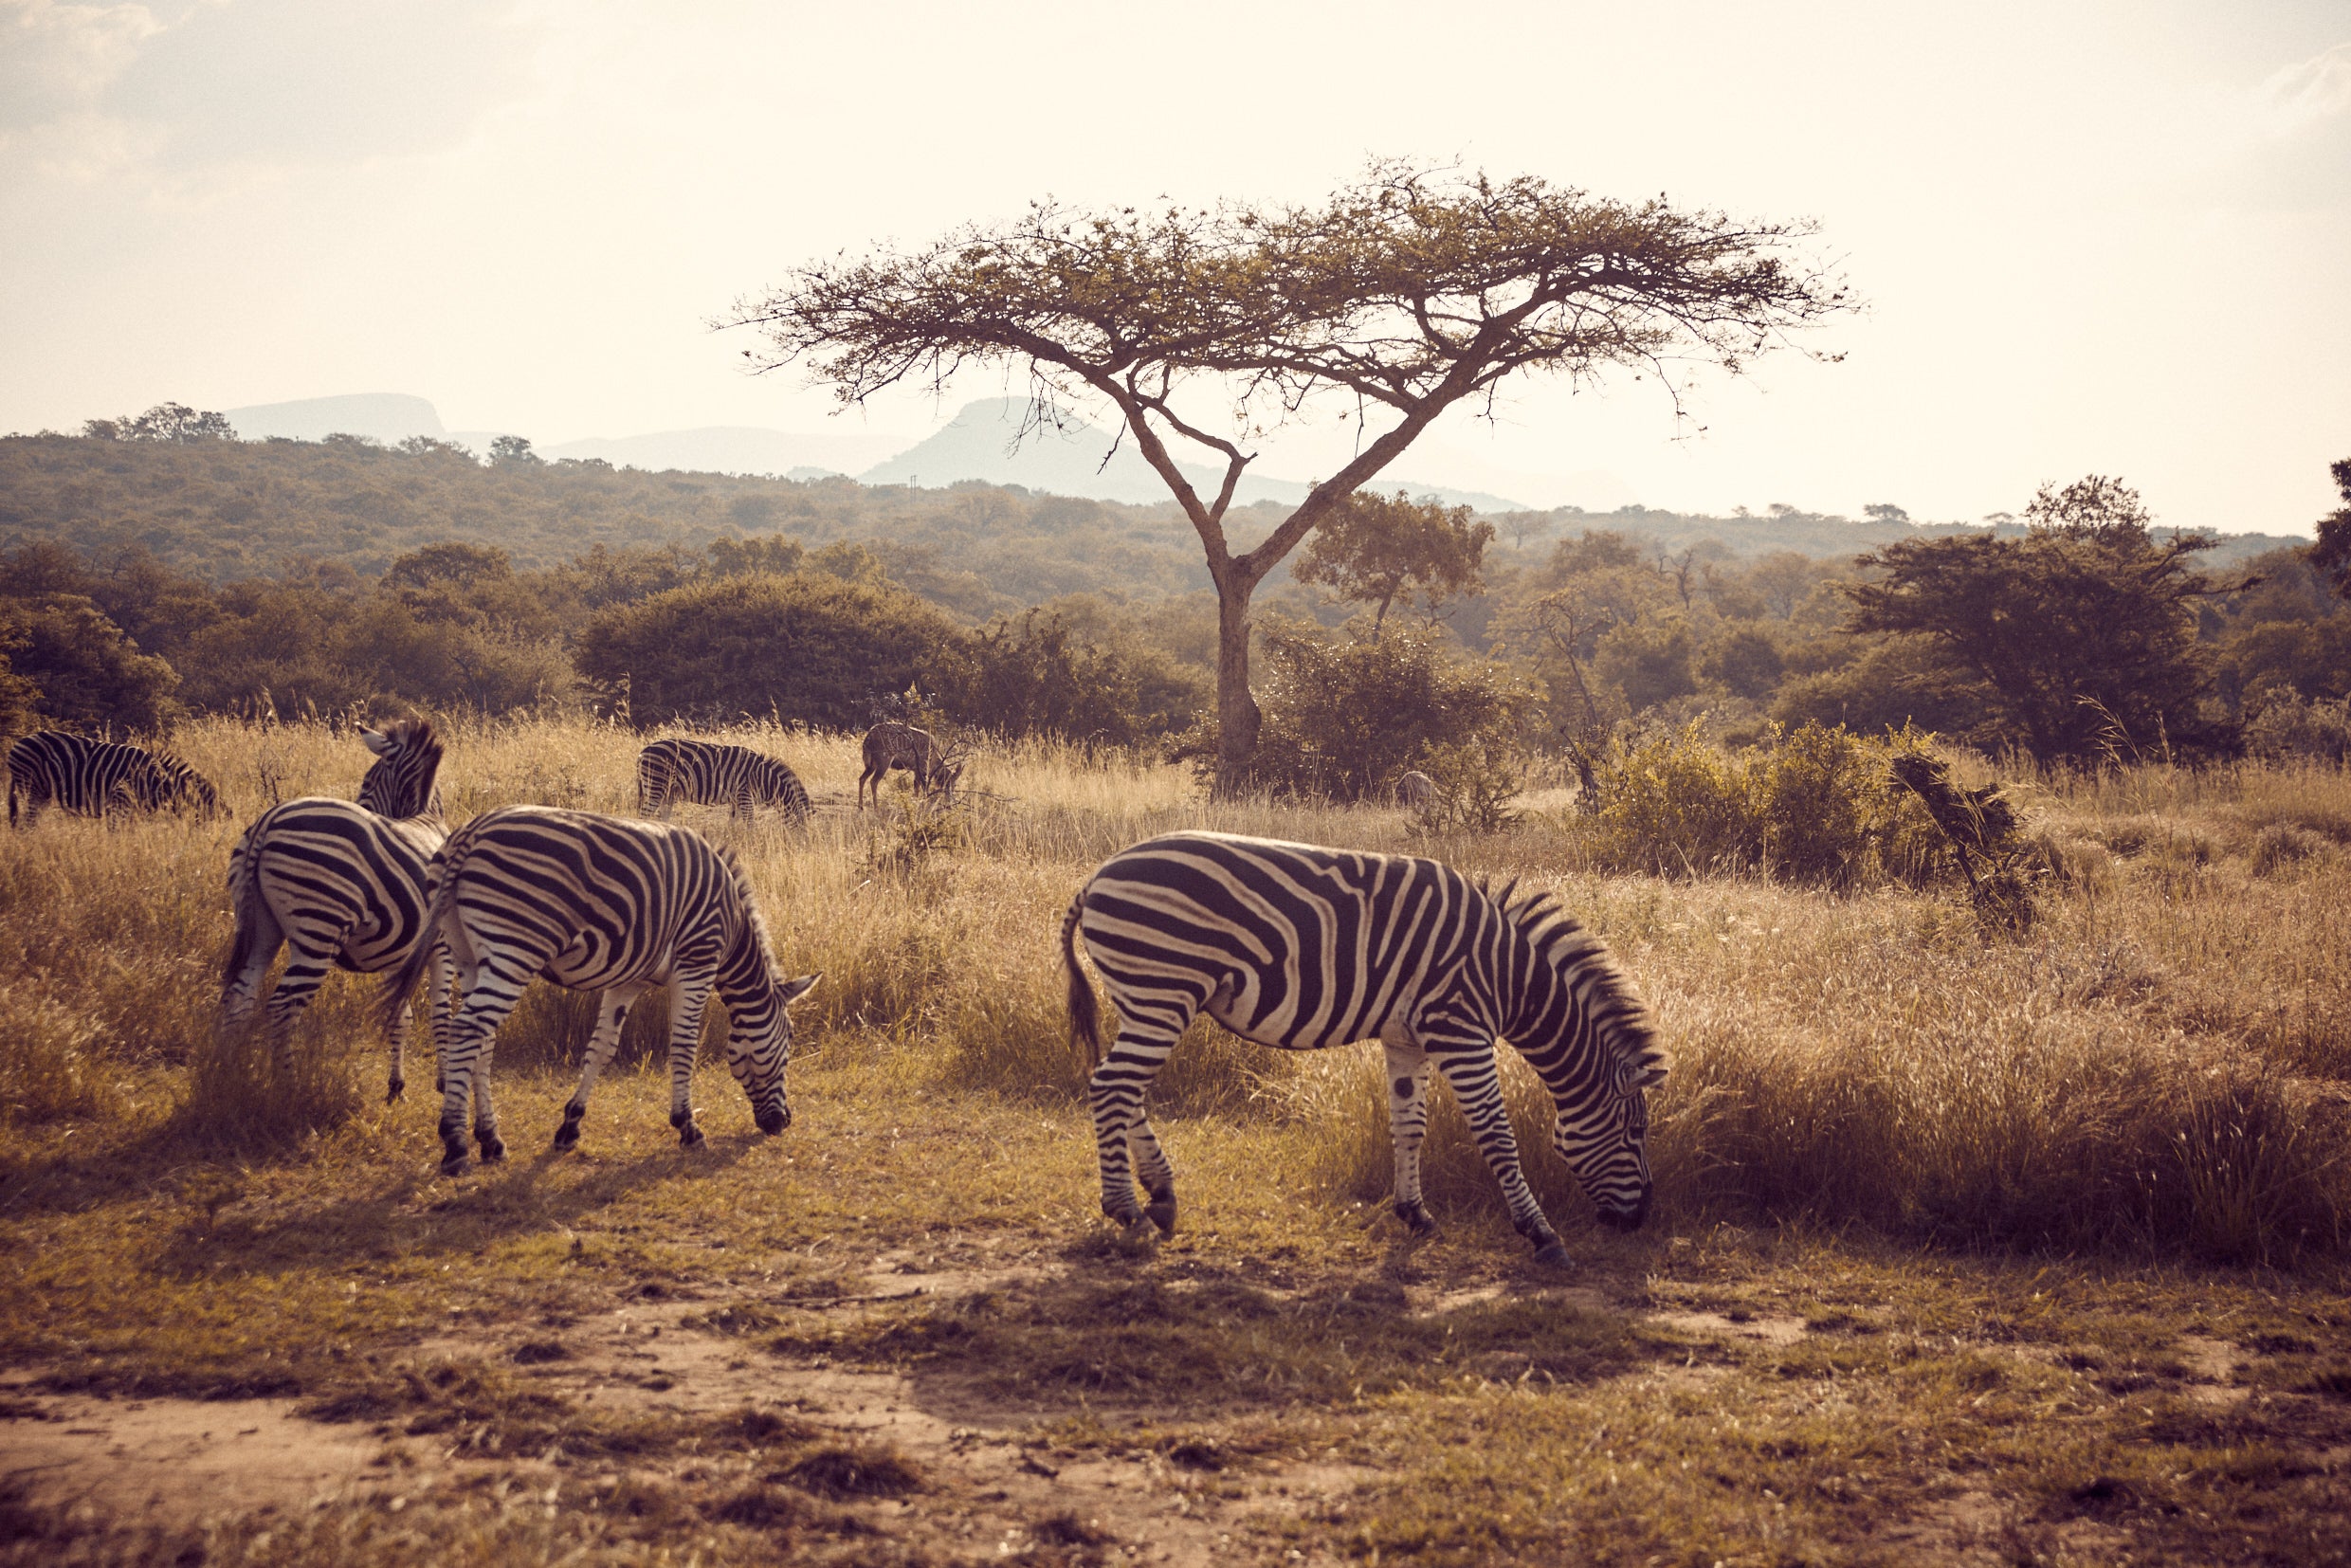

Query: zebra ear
left=359, top=727, right=392, bottom=756
left=780, top=972, right=822, bottom=1005
left=1631, top=1056, right=1670, bottom=1088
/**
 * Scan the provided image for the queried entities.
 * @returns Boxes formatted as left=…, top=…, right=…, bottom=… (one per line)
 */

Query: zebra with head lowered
left=8, top=731, right=221, bottom=826
left=1062, top=830, right=1668, bottom=1265
left=378, top=806, right=820, bottom=1176
left=219, top=720, right=450, bottom=1102
left=637, top=737, right=811, bottom=825
left=856, top=720, right=960, bottom=808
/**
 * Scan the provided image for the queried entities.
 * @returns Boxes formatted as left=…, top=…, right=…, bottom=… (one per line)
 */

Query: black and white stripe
left=378, top=806, right=820, bottom=1176
left=1062, top=830, right=1668, bottom=1264
left=857, top=720, right=959, bottom=807
left=8, top=730, right=221, bottom=826
left=219, top=720, right=449, bottom=1100
left=637, top=738, right=811, bottom=825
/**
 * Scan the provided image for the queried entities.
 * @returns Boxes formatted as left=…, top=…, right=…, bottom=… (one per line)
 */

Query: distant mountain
left=543, top=426, right=905, bottom=478
left=858, top=398, right=1532, bottom=513
left=225, top=392, right=448, bottom=445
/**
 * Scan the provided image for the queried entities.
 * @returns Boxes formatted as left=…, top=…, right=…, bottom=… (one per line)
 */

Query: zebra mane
left=1487, top=880, right=1669, bottom=1078
left=716, top=845, right=781, bottom=979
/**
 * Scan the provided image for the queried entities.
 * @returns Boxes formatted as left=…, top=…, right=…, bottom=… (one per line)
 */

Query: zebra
left=637, top=737, right=812, bottom=825
left=856, top=720, right=961, bottom=808
left=219, top=720, right=451, bottom=1102
left=1060, top=830, right=1668, bottom=1266
left=1395, top=770, right=1437, bottom=811
left=377, top=806, right=820, bottom=1176
left=8, top=730, right=222, bottom=826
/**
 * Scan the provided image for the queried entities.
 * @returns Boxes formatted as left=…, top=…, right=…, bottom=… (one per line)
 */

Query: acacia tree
left=1292, top=488, right=1494, bottom=640
left=2307, top=457, right=2351, bottom=598
left=726, top=162, right=1850, bottom=791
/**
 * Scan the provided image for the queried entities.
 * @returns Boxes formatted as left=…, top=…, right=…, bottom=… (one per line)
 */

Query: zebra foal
left=1062, top=830, right=1668, bottom=1265
left=219, top=720, right=451, bottom=1102
left=378, top=806, right=819, bottom=1176
left=637, top=737, right=811, bottom=825
left=8, top=730, right=221, bottom=826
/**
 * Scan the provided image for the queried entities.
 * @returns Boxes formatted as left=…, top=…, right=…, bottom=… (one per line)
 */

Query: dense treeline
left=1, top=419, right=2342, bottom=780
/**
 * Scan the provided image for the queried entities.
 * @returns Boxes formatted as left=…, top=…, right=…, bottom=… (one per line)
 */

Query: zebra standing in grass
left=856, top=720, right=959, bottom=808
left=637, top=737, right=812, bottom=825
left=8, top=730, right=222, bottom=826
left=219, top=720, right=450, bottom=1102
left=1061, top=830, right=1668, bottom=1265
left=1394, top=770, right=1437, bottom=811
left=378, top=806, right=820, bottom=1175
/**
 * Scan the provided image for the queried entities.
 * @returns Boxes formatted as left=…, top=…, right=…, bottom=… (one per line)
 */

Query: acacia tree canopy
left=725, top=161, right=1851, bottom=791
left=2307, top=458, right=2351, bottom=598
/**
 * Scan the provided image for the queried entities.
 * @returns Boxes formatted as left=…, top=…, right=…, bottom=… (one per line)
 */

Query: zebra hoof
left=386, top=1078, right=405, bottom=1104
left=1144, top=1195, right=1177, bottom=1237
left=1394, top=1199, right=1438, bottom=1239
left=1531, top=1240, right=1573, bottom=1269
left=479, top=1136, right=506, bottom=1165
left=551, top=1121, right=580, bottom=1153
left=440, top=1150, right=470, bottom=1177
left=679, top=1123, right=705, bottom=1149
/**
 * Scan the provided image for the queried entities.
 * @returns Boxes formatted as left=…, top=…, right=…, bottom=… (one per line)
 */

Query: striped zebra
left=377, top=806, right=820, bottom=1176
left=637, top=737, right=812, bottom=825
left=1061, top=830, right=1668, bottom=1265
left=8, top=730, right=222, bottom=826
left=856, top=720, right=961, bottom=808
left=1394, top=770, right=1437, bottom=811
left=219, top=720, right=450, bottom=1102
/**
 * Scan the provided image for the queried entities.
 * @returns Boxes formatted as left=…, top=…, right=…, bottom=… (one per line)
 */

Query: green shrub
left=921, top=608, right=1206, bottom=744
left=1581, top=720, right=1950, bottom=886
left=1237, top=626, right=1540, bottom=802
left=576, top=572, right=958, bottom=728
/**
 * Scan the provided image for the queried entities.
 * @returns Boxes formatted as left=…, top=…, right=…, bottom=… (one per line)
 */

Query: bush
left=576, top=572, right=958, bottom=728
left=921, top=608, right=1207, bottom=745
left=2245, top=691, right=2351, bottom=764
left=1237, top=626, right=1540, bottom=802
left=1581, top=720, right=1949, bottom=886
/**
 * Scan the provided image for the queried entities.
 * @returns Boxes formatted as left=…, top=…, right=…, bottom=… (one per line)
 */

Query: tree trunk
left=1212, top=578, right=1261, bottom=797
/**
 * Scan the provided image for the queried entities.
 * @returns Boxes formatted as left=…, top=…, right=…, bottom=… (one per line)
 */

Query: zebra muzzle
left=756, top=1104, right=791, bottom=1136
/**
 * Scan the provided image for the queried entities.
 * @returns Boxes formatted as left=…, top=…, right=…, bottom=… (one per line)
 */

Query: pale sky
left=4, top=0, right=2346, bottom=534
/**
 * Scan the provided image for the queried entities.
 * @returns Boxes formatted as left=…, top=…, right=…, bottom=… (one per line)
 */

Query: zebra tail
left=1060, top=893, right=1102, bottom=1069
left=376, top=856, right=454, bottom=1040
left=222, top=829, right=265, bottom=992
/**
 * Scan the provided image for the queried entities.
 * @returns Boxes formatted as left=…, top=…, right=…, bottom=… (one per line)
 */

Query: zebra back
left=356, top=719, right=445, bottom=819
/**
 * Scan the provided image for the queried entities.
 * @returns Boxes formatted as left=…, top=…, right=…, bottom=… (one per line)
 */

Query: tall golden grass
left=3, top=714, right=2345, bottom=1263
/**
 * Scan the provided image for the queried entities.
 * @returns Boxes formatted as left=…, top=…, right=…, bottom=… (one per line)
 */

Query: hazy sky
left=4, top=0, right=2346, bottom=533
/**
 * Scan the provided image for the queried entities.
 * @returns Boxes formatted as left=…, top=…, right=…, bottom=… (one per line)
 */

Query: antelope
left=857, top=721, right=964, bottom=808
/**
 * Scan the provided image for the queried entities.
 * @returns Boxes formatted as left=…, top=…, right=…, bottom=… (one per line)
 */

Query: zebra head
left=723, top=970, right=821, bottom=1135
left=357, top=720, right=445, bottom=818
left=1502, top=894, right=1670, bottom=1231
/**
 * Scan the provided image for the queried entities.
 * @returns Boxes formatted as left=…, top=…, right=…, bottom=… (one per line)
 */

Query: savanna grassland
left=3, top=719, right=2350, bottom=1566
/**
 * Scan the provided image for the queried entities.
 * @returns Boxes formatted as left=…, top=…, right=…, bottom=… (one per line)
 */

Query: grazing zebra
left=8, top=730, right=222, bottom=826
left=219, top=720, right=451, bottom=1101
left=856, top=720, right=961, bottom=808
left=1395, top=770, right=1437, bottom=811
left=1061, top=830, right=1668, bottom=1265
left=637, top=737, right=811, bottom=825
left=378, top=806, right=820, bottom=1176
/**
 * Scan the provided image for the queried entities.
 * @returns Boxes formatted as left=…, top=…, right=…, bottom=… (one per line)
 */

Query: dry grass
left=6, top=717, right=2351, bottom=1561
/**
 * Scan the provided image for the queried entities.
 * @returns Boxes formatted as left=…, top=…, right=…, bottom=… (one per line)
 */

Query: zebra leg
left=1129, top=1121, right=1178, bottom=1236
left=1431, top=1039, right=1570, bottom=1267
left=1382, top=1035, right=1439, bottom=1239
left=415, top=941, right=457, bottom=1103
left=217, top=905, right=284, bottom=1048
left=261, top=934, right=345, bottom=1076
left=1088, top=1019, right=1180, bottom=1231
left=665, top=969, right=717, bottom=1147
left=436, top=956, right=532, bottom=1175
left=556, top=983, right=646, bottom=1151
